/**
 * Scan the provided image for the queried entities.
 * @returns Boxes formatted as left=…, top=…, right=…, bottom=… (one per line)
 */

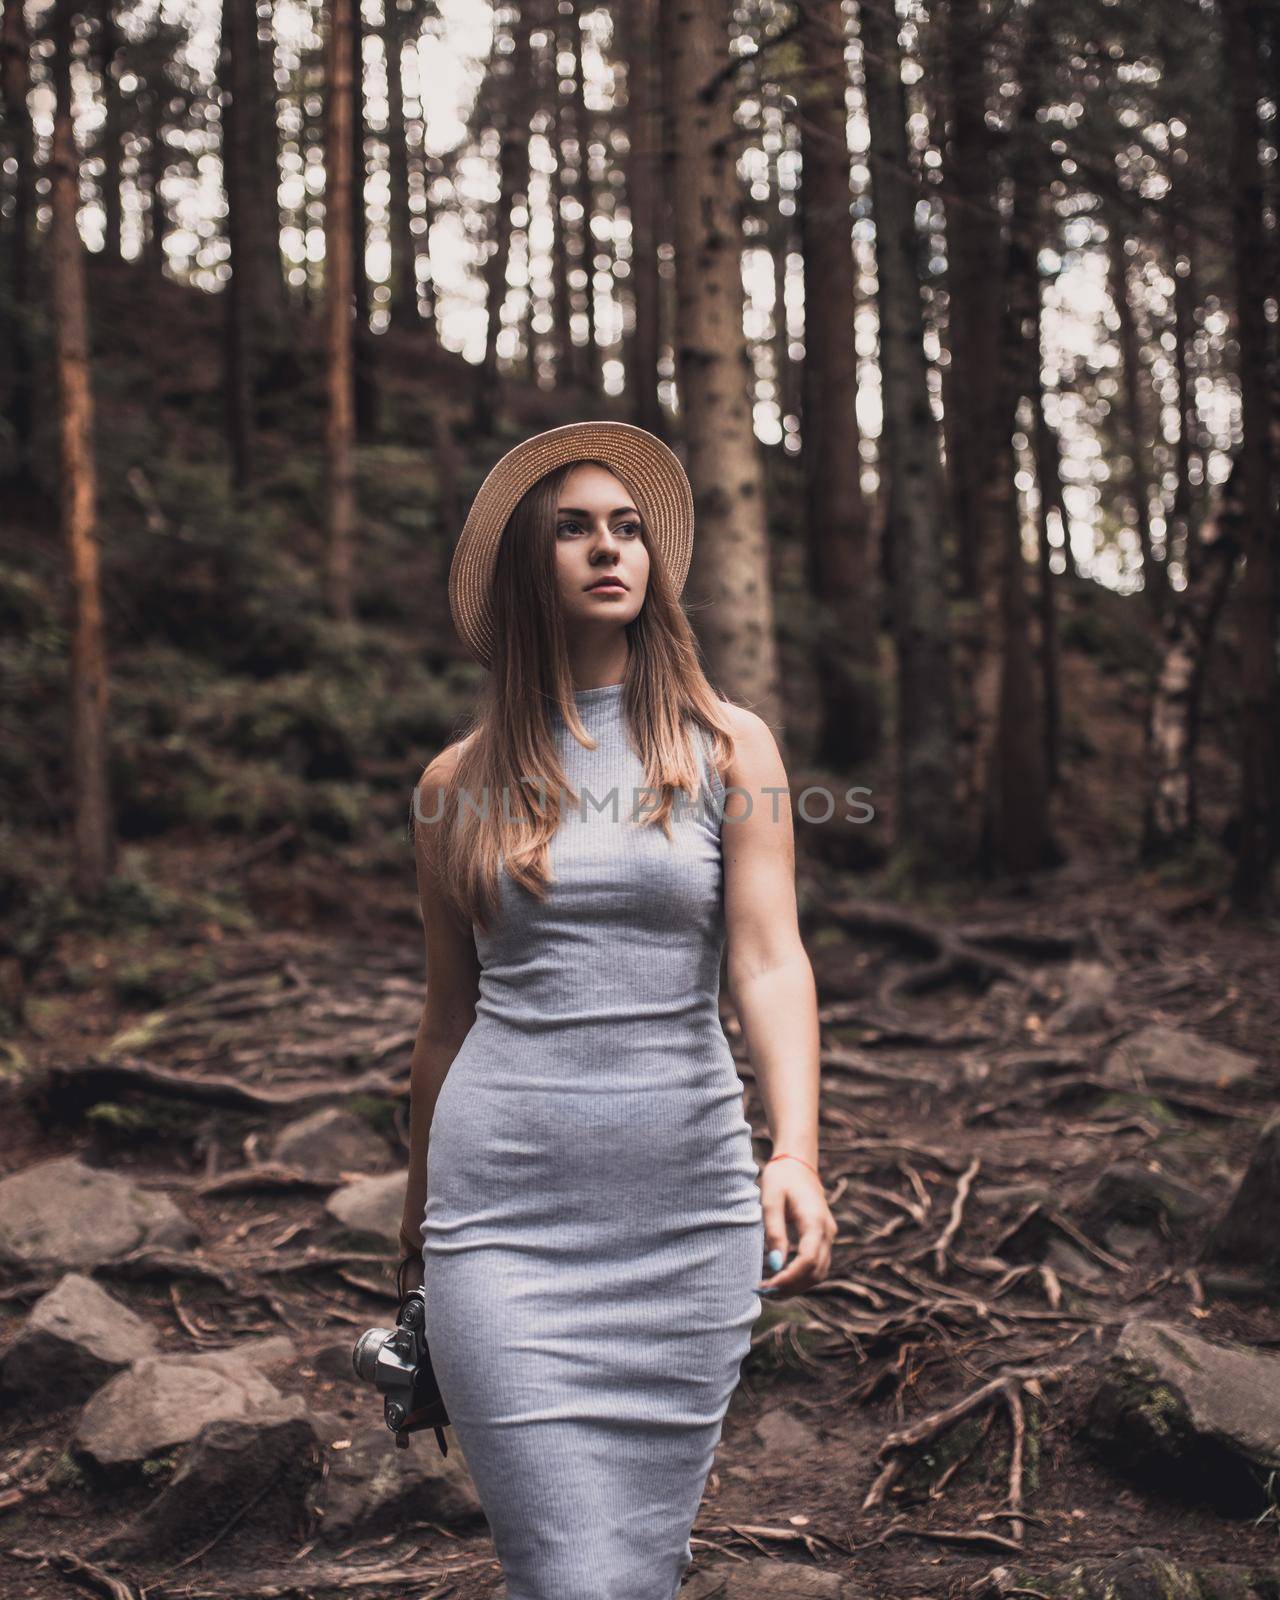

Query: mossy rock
left=987, top=1548, right=1280, bottom=1600
left=745, top=1298, right=828, bottom=1374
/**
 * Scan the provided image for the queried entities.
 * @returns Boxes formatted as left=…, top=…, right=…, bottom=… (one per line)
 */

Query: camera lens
left=352, top=1327, right=392, bottom=1382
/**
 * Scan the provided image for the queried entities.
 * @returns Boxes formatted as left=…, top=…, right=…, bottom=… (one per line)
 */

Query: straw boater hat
left=447, top=421, right=695, bottom=669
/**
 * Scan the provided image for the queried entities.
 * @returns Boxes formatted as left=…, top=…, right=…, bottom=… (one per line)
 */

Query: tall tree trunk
left=977, top=0, right=1055, bottom=875
left=352, top=7, right=379, bottom=436
left=1222, top=0, right=1279, bottom=909
left=1166, top=198, right=1204, bottom=586
left=1107, top=221, right=1165, bottom=619
left=941, top=0, right=999, bottom=603
left=1144, top=469, right=1243, bottom=855
left=621, top=0, right=662, bottom=436
left=474, top=4, right=533, bottom=433
left=661, top=0, right=782, bottom=733
left=94, top=0, right=123, bottom=258
left=1031, top=296, right=1063, bottom=791
left=384, top=1, right=417, bottom=329
left=859, top=0, right=959, bottom=869
left=220, top=0, right=260, bottom=490
left=569, top=0, right=601, bottom=396
left=548, top=1, right=575, bottom=388
left=249, top=0, right=284, bottom=314
left=1, top=0, right=37, bottom=474
left=768, top=94, right=795, bottom=435
left=325, top=0, right=357, bottom=623
left=938, top=0, right=1005, bottom=835
left=796, top=0, right=879, bottom=767
left=51, top=0, right=114, bottom=898
left=143, top=94, right=169, bottom=285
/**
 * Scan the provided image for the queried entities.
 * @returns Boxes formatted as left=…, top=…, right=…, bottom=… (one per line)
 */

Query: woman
left=398, top=420, right=834, bottom=1599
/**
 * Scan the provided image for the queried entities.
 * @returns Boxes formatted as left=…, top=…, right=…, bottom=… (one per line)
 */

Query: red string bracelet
left=765, top=1152, right=822, bottom=1180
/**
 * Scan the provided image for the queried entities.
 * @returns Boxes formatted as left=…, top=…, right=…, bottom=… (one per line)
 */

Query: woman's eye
left=557, top=521, right=582, bottom=536
left=618, top=521, right=641, bottom=537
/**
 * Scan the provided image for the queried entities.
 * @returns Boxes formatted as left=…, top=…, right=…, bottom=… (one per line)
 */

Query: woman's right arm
left=397, top=746, right=482, bottom=1281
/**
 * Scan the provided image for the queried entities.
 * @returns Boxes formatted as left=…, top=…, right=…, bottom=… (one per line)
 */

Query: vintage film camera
left=351, top=1259, right=450, bottom=1455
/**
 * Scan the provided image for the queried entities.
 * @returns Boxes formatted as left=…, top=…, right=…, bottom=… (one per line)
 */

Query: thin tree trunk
left=796, top=0, right=879, bottom=766
left=1144, top=471, right=1243, bottom=854
left=569, top=0, right=600, bottom=395
left=384, top=0, right=417, bottom=329
left=144, top=96, right=169, bottom=285
left=661, top=0, right=782, bottom=733
left=248, top=0, right=284, bottom=315
left=94, top=0, right=123, bottom=258
left=940, top=0, right=999, bottom=603
left=1, top=0, right=37, bottom=473
left=1167, top=200, right=1204, bottom=586
left=352, top=7, right=379, bottom=436
left=977, top=0, right=1054, bottom=876
left=859, top=0, right=959, bottom=869
left=51, top=0, right=114, bottom=898
left=1107, top=221, right=1165, bottom=619
left=474, top=4, right=533, bottom=433
left=621, top=0, right=662, bottom=435
left=548, top=0, right=575, bottom=387
left=1031, top=298, right=1063, bottom=791
left=768, top=100, right=794, bottom=435
left=1222, top=0, right=1279, bottom=908
left=325, top=0, right=358, bottom=623
left=220, top=0, right=259, bottom=490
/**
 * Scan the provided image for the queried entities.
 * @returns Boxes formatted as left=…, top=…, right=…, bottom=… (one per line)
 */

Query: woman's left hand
left=757, top=1159, right=837, bottom=1299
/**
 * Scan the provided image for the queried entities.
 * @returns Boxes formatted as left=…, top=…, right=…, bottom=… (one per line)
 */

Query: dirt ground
left=3, top=822, right=1279, bottom=1600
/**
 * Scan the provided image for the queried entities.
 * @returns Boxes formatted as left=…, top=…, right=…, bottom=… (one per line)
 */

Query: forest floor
left=2, top=814, right=1279, bottom=1599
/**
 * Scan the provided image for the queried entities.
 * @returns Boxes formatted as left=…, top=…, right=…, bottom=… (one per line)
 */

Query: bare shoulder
left=717, top=702, right=787, bottom=792
left=415, top=734, right=472, bottom=801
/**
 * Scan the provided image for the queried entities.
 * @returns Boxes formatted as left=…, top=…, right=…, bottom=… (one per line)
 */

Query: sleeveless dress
left=418, top=681, right=764, bottom=1600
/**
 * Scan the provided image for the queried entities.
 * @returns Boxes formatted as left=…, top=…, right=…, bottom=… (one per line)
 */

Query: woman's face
left=553, top=463, right=651, bottom=638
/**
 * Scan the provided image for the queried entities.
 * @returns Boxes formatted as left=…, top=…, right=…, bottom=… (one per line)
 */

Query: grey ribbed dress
left=418, top=680, right=764, bottom=1600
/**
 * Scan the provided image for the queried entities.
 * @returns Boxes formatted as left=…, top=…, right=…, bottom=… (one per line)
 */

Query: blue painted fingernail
left=765, top=1248, right=784, bottom=1272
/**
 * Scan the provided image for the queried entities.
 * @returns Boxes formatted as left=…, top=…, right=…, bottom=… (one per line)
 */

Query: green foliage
left=46, top=1448, right=89, bottom=1491
left=110, top=949, right=220, bottom=1010
left=1149, top=833, right=1230, bottom=889
left=85, top=1093, right=209, bottom=1144
left=106, top=461, right=323, bottom=675
left=1059, top=598, right=1155, bottom=678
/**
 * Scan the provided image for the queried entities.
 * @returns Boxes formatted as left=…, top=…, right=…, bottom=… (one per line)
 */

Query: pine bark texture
left=661, top=0, right=782, bottom=732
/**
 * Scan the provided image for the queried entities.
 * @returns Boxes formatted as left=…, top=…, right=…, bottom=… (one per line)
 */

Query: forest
left=1, top=0, right=1279, bottom=1596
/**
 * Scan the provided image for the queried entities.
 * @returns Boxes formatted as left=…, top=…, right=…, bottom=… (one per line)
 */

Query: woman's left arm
left=720, top=706, right=836, bottom=1299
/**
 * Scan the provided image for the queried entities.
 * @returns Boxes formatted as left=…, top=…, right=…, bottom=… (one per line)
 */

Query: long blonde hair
left=416, top=457, right=735, bottom=933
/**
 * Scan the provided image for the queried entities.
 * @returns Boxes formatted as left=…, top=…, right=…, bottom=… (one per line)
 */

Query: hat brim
left=447, top=421, right=694, bottom=669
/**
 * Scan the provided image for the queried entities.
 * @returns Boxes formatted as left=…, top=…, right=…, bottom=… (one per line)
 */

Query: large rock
left=316, top=1422, right=485, bottom=1540
left=0, top=1157, right=198, bottom=1270
left=1102, top=1026, right=1259, bottom=1092
left=1202, top=1112, right=1280, bottom=1283
left=324, top=1172, right=405, bottom=1246
left=73, top=1341, right=305, bottom=1478
left=97, top=1411, right=325, bottom=1563
left=983, top=1548, right=1280, bottom=1599
left=273, top=1108, right=392, bottom=1176
left=1, top=1273, right=158, bottom=1405
left=682, top=1560, right=868, bottom=1599
left=1087, top=1319, right=1280, bottom=1510
left=1072, top=1161, right=1210, bottom=1240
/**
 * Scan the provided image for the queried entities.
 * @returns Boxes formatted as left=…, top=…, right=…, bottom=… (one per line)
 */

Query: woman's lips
left=586, top=580, right=627, bottom=594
